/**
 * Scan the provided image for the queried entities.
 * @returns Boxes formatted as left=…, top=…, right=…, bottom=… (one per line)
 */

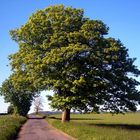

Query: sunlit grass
left=0, top=115, right=26, bottom=140
left=47, top=113, right=140, bottom=140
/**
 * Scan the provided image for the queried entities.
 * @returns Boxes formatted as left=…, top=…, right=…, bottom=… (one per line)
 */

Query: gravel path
left=16, top=115, right=75, bottom=140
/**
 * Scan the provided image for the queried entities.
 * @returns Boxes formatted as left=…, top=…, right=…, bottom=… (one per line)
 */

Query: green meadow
left=47, top=113, right=140, bottom=140
left=0, top=115, right=26, bottom=140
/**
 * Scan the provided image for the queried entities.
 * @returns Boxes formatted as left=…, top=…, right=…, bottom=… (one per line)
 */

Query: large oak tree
left=9, top=5, right=140, bottom=121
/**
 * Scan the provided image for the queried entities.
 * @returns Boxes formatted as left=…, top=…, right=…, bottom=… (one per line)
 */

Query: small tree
left=33, top=97, right=43, bottom=114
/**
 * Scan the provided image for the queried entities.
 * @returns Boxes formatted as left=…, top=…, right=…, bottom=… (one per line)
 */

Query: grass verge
left=47, top=113, right=140, bottom=140
left=0, top=115, right=27, bottom=140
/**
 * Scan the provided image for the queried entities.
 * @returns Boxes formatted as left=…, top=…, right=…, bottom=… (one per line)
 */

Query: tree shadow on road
left=27, top=116, right=46, bottom=119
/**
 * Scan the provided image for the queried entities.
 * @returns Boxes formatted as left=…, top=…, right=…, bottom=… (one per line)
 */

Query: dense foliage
left=2, top=5, right=140, bottom=119
left=7, top=105, right=14, bottom=114
left=0, top=74, right=36, bottom=116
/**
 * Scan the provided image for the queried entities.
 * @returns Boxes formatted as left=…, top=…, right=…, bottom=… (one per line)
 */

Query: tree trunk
left=62, top=109, right=70, bottom=122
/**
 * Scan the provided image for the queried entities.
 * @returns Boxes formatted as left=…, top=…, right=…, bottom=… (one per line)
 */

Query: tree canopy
left=7, top=5, right=140, bottom=120
left=0, top=74, right=37, bottom=116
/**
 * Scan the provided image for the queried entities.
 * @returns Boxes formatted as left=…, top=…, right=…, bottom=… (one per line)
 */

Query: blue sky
left=0, top=0, right=140, bottom=112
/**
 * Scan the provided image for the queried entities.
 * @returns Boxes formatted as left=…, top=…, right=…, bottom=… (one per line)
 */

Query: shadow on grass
left=12, top=119, right=27, bottom=140
left=89, top=123, right=140, bottom=130
left=71, top=118, right=103, bottom=120
left=48, top=116, right=102, bottom=121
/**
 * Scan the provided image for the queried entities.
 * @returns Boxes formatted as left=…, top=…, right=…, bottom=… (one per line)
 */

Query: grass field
left=0, top=115, right=26, bottom=140
left=47, top=113, right=140, bottom=140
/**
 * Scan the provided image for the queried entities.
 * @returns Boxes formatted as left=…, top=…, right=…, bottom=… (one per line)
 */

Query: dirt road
left=16, top=115, right=75, bottom=140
